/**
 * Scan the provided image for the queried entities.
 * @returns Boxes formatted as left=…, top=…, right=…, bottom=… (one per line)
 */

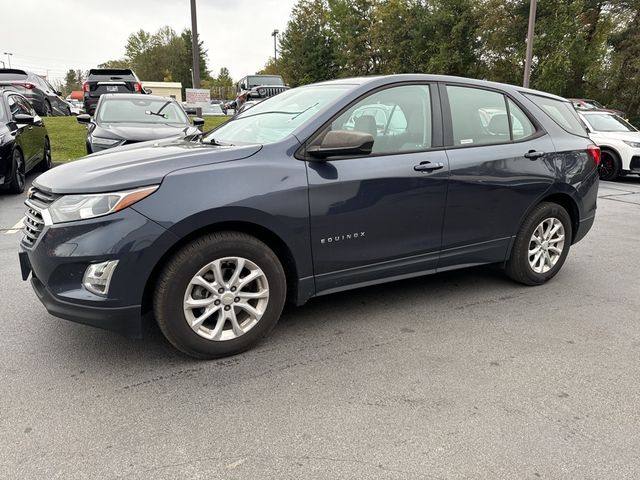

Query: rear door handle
left=414, top=161, right=444, bottom=172
left=524, top=150, right=545, bottom=159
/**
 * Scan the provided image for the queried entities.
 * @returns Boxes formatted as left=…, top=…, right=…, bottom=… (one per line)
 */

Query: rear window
left=0, top=72, right=27, bottom=81
left=88, top=70, right=135, bottom=81
left=524, top=94, right=587, bottom=136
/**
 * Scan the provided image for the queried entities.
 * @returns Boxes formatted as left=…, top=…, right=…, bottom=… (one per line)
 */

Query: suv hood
left=34, top=139, right=262, bottom=194
left=93, top=122, right=199, bottom=142
left=590, top=131, right=640, bottom=143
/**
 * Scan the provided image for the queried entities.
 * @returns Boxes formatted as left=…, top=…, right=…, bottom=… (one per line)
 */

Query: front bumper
left=19, top=207, right=179, bottom=338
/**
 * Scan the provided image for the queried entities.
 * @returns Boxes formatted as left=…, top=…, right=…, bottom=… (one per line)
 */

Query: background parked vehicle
left=569, top=98, right=627, bottom=120
left=66, top=99, right=83, bottom=115
left=21, top=75, right=599, bottom=359
left=234, top=74, right=289, bottom=111
left=0, top=89, right=51, bottom=194
left=234, top=99, right=261, bottom=114
left=0, top=69, right=70, bottom=117
left=578, top=110, right=640, bottom=180
left=83, top=68, right=144, bottom=115
left=77, top=94, right=204, bottom=154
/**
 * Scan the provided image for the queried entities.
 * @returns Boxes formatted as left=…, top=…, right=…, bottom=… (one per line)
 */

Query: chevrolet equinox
left=19, top=75, right=600, bottom=359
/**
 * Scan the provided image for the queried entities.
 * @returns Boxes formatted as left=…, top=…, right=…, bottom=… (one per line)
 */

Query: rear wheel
left=505, top=202, right=572, bottom=285
left=43, top=100, right=52, bottom=117
left=598, top=149, right=621, bottom=181
left=37, top=138, right=52, bottom=172
left=154, top=232, right=287, bottom=359
left=8, top=149, right=26, bottom=194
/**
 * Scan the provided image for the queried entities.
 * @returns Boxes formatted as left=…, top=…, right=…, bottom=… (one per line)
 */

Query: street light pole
left=523, top=0, right=537, bottom=88
left=190, top=0, right=201, bottom=89
left=3, top=52, right=13, bottom=69
left=272, top=29, right=279, bottom=61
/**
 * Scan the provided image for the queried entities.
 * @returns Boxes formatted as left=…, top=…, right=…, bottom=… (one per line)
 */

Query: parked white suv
left=578, top=110, right=640, bottom=180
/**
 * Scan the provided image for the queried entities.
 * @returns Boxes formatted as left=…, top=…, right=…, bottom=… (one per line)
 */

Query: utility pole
left=272, top=29, right=279, bottom=61
left=3, top=52, right=13, bottom=69
left=523, top=0, right=537, bottom=88
left=190, top=0, right=201, bottom=88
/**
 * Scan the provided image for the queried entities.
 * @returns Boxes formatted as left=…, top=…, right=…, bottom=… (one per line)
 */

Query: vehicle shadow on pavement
left=47, top=263, right=517, bottom=367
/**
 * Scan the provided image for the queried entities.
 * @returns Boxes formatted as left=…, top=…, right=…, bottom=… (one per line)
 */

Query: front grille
left=260, top=86, right=288, bottom=98
left=22, top=188, right=58, bottom=248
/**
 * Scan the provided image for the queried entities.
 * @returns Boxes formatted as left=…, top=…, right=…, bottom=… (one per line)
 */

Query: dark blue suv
left=18, top=75, right=600, bottom=359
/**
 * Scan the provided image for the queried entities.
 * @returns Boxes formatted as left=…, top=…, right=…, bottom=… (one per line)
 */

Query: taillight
left=134, top=82, right=142, bottom=92
left=587, top=144, right=601, bottom=166
left=82, top=82, right=89, bottom=92
left=12, top=82, right=35, bottom=89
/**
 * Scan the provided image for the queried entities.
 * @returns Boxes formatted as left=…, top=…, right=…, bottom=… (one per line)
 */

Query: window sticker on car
left=460, top=138, right=474, bottom=144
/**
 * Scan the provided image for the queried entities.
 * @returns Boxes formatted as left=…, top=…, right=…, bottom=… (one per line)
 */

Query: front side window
left=524, top=94, right=587, bottom=137
left=7, top=95, right=30, bottom=117
left=326, top=84, right=432, bottom=154
left=97, top=98, right=189, bottom=124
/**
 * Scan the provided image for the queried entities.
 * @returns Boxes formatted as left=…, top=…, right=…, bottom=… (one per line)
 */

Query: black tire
left=154, top=232, right=287, bottom=359
left=37, top=137, right=52, bottom=172
left=505, top=202, right=572, bottom=286
left=8, top=148, right=26, bottom=194
left=66, top=107, right=72, bottom=116
left=43, top=100, right=52, bottom=117
left=86, top=143, right=92, bottom=155
left=598, top=149, right=621, bottom=181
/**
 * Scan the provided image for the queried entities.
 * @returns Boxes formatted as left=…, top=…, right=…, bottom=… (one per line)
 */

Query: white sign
left=185, top=88, right=210, bottom=104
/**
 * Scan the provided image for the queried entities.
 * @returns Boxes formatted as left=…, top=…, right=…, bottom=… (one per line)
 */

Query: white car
left=578, top=110, right=640, bottom=181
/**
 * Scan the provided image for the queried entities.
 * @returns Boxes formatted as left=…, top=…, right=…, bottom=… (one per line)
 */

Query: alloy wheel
left=528, top=218, right=565, bottom=274
left=183, top=257, right=269, bottom=341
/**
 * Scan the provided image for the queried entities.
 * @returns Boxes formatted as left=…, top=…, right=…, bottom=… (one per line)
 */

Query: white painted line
left=4, top=218, right=25, bottom=235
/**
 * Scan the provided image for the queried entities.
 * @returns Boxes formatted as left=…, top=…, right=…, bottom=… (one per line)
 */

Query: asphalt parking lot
left=1, top=174, right=639, bottom=480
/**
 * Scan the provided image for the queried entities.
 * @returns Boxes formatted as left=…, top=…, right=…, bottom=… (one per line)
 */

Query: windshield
left=246, top=76, right=284, bottom=87
left=97, top=98, right=189, bottom=124
left=585, top=100, right=604, bottom=109
left=204, top=85, right=351, bottom=145
left=583, top=113, right=637, bottom=133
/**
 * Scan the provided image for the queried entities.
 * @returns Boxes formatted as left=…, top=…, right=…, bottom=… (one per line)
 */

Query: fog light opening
left=83, top=260, right=119, bottom=296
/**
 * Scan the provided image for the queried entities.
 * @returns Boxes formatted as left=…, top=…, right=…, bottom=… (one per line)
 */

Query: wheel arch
left=538, top=192, right=580, bottom=243
left=141, top=220, right=301, bottom=316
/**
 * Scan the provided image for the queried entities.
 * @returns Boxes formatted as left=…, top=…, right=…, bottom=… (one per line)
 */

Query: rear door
left=306, top=83, right=449, bottom=293
left=439, top=83, right=556, bottom=269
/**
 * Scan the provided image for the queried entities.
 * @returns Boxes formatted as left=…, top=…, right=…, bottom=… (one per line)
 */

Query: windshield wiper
left=207, top=137, right=234, bottom=146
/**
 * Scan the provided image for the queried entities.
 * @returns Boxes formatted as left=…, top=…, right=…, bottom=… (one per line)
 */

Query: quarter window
left=524, top=93, right=587, bottom=136
left=508, top=99, right=535, bottom=140
left=328, top=84, right=432, bottom=154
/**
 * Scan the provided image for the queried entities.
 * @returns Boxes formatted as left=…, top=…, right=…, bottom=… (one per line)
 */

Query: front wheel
left=154, top=232, right=287, bottom=359
left=505, top=202, right=572, bottom=285
left=43, top=100, right=52, bottom=117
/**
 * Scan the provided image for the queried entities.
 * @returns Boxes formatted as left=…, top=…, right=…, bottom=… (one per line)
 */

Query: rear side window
left=524, top=94, right=587, bottom=136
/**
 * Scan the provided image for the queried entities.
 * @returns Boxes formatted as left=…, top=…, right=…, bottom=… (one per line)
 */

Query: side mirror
left=14, top=113, right=35, bottom=125
left=56, top=90, right=63, bottom=96
left=192, top=117, right=205, bottom=127
left=143, top=88, right=152, bottom=94
left=307, top=130, right=374, bottom=159
left=240, top=83, right=246, bottom=90
left=76, top=114, right=92, bottom=124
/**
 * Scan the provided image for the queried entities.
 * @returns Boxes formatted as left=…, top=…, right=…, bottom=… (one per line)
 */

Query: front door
left=306, top=83, right=449, bottom=293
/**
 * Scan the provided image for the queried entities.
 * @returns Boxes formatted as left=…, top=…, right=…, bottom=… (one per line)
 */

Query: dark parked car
left=77, top=94, right=204, bottom=154
left=19, top=74, right=600, bottom=359
left=0, top=69, right=70, bottom=116
left=83, top=68, right=143, bottom=115
left=0, top=89, right=51, bottom=194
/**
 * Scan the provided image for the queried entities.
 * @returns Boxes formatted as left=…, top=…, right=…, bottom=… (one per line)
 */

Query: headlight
left=258, top=88, right=266, bottom=96
left=91, top=136, right=122, bottom=147
left=623, top=140, right=640, bottom=148
left=46, top=186, right=158, bottom=224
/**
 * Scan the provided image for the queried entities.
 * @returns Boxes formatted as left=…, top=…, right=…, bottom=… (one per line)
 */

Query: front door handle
left=524, top=150, right=545, bottom=159
left=414, top=161, right=444, bottom=172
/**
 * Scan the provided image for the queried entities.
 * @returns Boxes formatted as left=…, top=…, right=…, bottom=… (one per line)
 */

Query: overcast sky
left=0, top=0, right=298, bottom=85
